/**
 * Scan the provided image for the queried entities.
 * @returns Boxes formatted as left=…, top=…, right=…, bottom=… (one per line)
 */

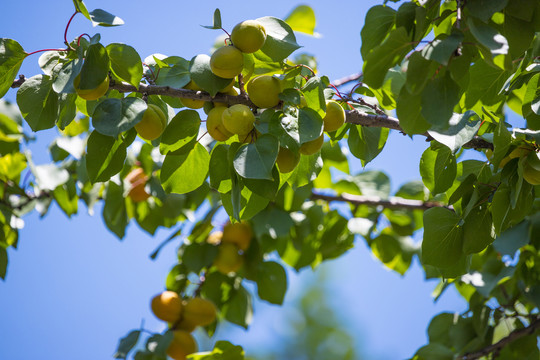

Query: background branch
left=311, top=192, right=450, bottom=211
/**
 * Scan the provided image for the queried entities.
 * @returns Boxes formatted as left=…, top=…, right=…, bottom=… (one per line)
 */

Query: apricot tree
left=1, top=0, right=540, bottom=359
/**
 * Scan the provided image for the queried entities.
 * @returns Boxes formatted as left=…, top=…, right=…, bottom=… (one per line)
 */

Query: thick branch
left=311, top=192, right=450, bottom=211
left=460, top=317, right=540, bottom=360
left=10, top=76, right=493, bottom=150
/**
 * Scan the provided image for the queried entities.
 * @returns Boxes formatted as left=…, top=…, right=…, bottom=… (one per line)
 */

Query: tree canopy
left=1, top=0, right=540, bottom=359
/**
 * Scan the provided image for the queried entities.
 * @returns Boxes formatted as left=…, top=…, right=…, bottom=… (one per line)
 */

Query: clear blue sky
left=0, top=1, right=467, bottom=359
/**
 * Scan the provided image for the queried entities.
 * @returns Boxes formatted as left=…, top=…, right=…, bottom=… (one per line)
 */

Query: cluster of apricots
left=207, top=222, right=253, bottom=274
left=150, top=291, right=217, bottom=360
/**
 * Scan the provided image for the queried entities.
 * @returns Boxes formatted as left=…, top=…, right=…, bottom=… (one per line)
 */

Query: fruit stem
left=64, top=11, right=79, bottom=49
left=76, top=33, right=91, bottom=46
left=197, top=131, right=209, bottom=142
left=221, top=27, right=231, bottom=38
left=25, top=48, right=69, bottom=57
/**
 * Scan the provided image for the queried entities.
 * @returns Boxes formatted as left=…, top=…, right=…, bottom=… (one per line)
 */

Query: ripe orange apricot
left=74, top=74, right=109, bottom=101
left=231, top=20, right=267, bottom=53
left=125, top=168, right=150, bottom=202
left=150, top=291, right=183, bottom=323
left=135, top=104, right=167, bottom=141
left=323, top=100, right=345, bottom=132
left=166, top=330, right=197, bottom=360
left=210, top=46, right=244, bottom=79
left=222, top=222, right=252, bottom=251
left=214, top=243, right=244, bottom=274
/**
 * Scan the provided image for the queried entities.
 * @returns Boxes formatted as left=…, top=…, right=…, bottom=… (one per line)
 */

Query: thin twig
left=311, top=192, right=451, bottom=211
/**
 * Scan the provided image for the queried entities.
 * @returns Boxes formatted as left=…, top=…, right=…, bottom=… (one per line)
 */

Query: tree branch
left=311, top=192, right=451, bottom=211
left=459, top=317, right=540, bottom=360
left=332, top=73, right=362, bottom=87
left=10, top=76, right=493, bottom=150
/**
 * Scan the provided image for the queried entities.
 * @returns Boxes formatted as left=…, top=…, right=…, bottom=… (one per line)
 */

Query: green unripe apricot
left=206, top=106, right=233, bottom=142
left=231, top=20, right=267, bottom=53
left=222, top=104, right=255, bottom=135
left=135, top=104, right=167, bottom=141
left=276, top=147, right=300, bottom=173
left=299, top=134, right=324, bottom=155
left=323, top=100, right=346, bottom=132
left=210, top=46, right=244, bottom=79
left=246, top=75, right=281, bottom=108
left=74, top=74, right=109, bottom=101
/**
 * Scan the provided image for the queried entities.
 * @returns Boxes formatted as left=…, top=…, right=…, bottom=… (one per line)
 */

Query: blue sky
left=0, top=1, right=468, bottom=359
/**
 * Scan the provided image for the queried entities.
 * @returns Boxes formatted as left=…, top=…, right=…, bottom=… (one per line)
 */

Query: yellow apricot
left=166, top=330, right=197, bottom=360
left=125, top=168, right=150, bottom=202
left=178, top=297, right=217, bottom=331
left=222, top=104, right=255, bottom=135
left=276, top=147, right=300, bottom=173
left=299, top=134, right=324, bottom=155
left=323, top=100, right=345, bottom=132
left=74, top=74, right=109, bottom=101
left=222, top=222, right=252, bottom=251
left=206, top=106, right=233, bottom=141
left=523, top=151, right=540, bottom=185
left=182, top=81, right=205, bottom=109
left=214, top=243, right=244, bottom=274
left=150, top=291, right=183, bottom=323
left=231, top=20, right=267, bottom=53
left=246, top=75, right=281, bottom=108
left=135, top=104, right=167, bottom=141
left=210, top=46, right=244, bottom=79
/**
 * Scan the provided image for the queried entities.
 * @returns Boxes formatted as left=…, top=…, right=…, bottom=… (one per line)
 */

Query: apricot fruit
left=299, top=134, right=324, bottom=155
left=276, top=147, right=300, bottom=173
left=210, top=46, right=244, bottom=79
left=523, top=151, right=540, bottom=185
left=166, top=330, right=197, bottom=360
left=323, top=100, right=345, bottom=132
left=246, top=75, right=281, bottom=108
left=222, top=104, right=255, bottom=135
left=150, top=291, right=183, bottom=323
left=231, top=20, right=267, bottom=53
left=182, top=81, right=205, bottom=109
left=206, top=106, right=233, bottom=141
left=177, top=297, right=217, bottom=331
left=125, top=168, right=150, bottom=202
left=206, top=231, right=223, bottom=245
left=222, top=222, right=252, bottom=251
left=74, top=74, right=109, bottom=101
left=214, top=243, right=244, bottom=274
left=135, top=104, right=167, bottom=141
left=498, top=146, right=533, bottom=169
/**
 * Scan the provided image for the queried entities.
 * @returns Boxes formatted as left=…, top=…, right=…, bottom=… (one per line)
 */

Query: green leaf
left=347, top=125, right=389, bottom=166
left=159, top=110, right=200, bottom=155
left=466, top=0, right=508, bottom=22
left=189, top=54, right=232, bottom=97
left=53, top=179, right=78, bottom=218
left=0, top=39, right=26, bottom=99
left=371, top=234, right=413, bottom=275
left=106, top=43, right=143, bottom=87
left=405, top=51, right=438, bottom=95
left=396, top=87, right=431, bottom=135
left=181, top=243, right=218, bottom=274
left=16, top=75, right=58, bottom=131
left=209, top=143, right=231, bottom=193
left=462, top=205, right=494, bottom=254
left=301, top=77, right=326, bottom=115
left=92, top=97, right=146, bottom=137
left=153, top=56, right=191, bottom=88
left=360, top=5, right=396, bottom=60
left=89, top=9, right=124, bottom=27
left=254, top=17, right=301, bottom=62
left=102, top=181, right=128, bottom=239
left=78, top=43, right=110, bottom=90
left=161, top=142, right=210, bottom=194
left=491, top=119, right=512, bottom=170
left=0, top=247, right=7, bottom=280
left=422, top=207, right=463, bottom=268
left=284, top=5, right=317, bottom=36
left=72, top=0, right=91, bottom=20
left=86, top=131, right=126, bottom=183
left=201, top=8, right=222, bottom=29
left=233, top=134, right=279, bottom=180
left=52, top=58, right=83, bottom=94
left=428, top=312, right=454, bottom=345
left=113, top=330, right=140, bottom=359
left=467, top=17, right=508, bottom=55
left=256, top=261, right=287, bottom=305
left=223, top=285, right=252, bottom=329
left=493, top=220, right=531, bottom=256
left=463, top=59, right=508, bottom=108
left=352, top=170, right=391, bottom=198
left=363, top=27, right=412, bottom=89
left=421, top=73, right=460, bottom=130
left=189, top=341, right=245, bottom=360
left=421, top=32, right=464, bottom=66
left=419, top=144, right=457, bottom=195
left=427, top=111, right=481, bottom=153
